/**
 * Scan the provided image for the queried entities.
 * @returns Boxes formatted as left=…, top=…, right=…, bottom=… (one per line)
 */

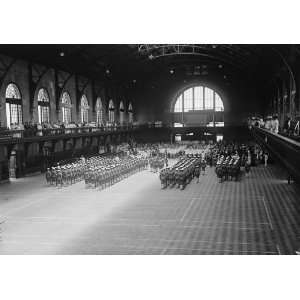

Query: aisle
left=0, top=163, right=299, bottom=254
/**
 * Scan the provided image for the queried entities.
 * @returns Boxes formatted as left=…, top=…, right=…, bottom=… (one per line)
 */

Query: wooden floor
left=0, top=162, right=299, bottom=254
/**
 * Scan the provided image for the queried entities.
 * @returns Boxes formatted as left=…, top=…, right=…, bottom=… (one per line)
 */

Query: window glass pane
left=38, top=88, right=49, bottom=102
left=215, top=122, right=224, bottom=127
left=109, top=110, right=115, bottom=122
left=174, top=95, right=182, bottom=112
left=96, top=98, right=102, bottom=110
left=129, top=112, right=133, bottom=123
left=194, top=86, right=204, bottom=110
left=204, top=88, right=214, bottom=110
left=63, top=107, right=71, bottom=124
left=38, top=106, right=50, bottom=123
left=120, top=111, right=125, bottom=124
left=128, top=102, right=133, bottom=111
left=10, top=104, right=20, bottom=124
left=6, top=103, right=11, bottom=127
left=184, top=88, right=193, bottom=112
left=174, top=123, right=183, bottom=127
left=6, top=83, right=21, bottom=99
left=215, top=93, right=224, bottom=111
left=62, top=92, right=71, bottom=105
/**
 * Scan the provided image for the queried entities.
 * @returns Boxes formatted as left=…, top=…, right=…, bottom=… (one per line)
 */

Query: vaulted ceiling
left=0, top=44, right=298, bottom=88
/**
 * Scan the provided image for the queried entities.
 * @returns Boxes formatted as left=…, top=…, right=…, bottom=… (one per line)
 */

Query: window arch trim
left=37, top=88, right=50, bottom=107
left=119, top=101, right=125, bottom=111
left=109, top=99, right=115, bottom=111
left=5, top=83, right=22, bottom=103
left=61, top=91, right=72, bottom=107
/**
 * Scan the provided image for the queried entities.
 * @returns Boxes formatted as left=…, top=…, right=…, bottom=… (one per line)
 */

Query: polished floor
left=0, top=162, right=299, bottom=254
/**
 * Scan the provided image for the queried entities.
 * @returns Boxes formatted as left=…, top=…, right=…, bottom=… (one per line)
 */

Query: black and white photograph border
left=0, top=0, right=299, bottom=300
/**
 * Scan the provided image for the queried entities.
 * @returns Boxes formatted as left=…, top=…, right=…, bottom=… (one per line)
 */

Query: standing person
left=264, top=151, right=269, bottom=167
left=201, top=159, right=206, bottom=175
left=194, top=164, right=200, bottom=183
left=164, top=149, right=168, bottom=167
left=273, top=115, right=279, bottom=134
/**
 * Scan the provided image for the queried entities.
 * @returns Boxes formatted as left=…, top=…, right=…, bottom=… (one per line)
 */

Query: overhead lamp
left=170, top=69, right=175, bottom=74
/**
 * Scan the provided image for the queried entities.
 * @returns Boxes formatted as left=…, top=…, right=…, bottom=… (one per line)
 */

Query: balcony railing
left=252, top=127, right=300, bottom=183
left=0, top=124, right=138, bottom=141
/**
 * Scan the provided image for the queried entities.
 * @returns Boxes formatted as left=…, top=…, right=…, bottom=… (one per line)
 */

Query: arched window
left=128, top=102, right=133, bottom=124
left=37, top=88, right=50, bottom=124
left=172, top=85, right=224, bottom=127
left=80, top=95, right=89, bottom=123
left=119, top=101, right=125, bottom=124
left=5, top=83, right=22, bottom=128
left=108, top=99, right=115, bottom=123
left=61, top=92, right=72, bottom=124
left=95, top=97, right=103, bottom=125
left=174, top=86, right=224, bottom=112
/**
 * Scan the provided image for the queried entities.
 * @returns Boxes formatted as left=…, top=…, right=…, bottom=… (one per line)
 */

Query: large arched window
left=174, top=86, right=224, bottom=112
left=173, top=85, right=224, bottom=127
left=108, top=99, right=115, bottom=123
left=61, top=92, right=72, bottom=124
left=128, top=102, right=133, bottom=124
left=95, top=97, right=103, bottom=125
left=5, top=83, right=22, bottom=128
left=119, top=101, right=125, bottom=124
left=37, top=88, right=50, bottom=124
left=80, top=95, right=89, bottom=123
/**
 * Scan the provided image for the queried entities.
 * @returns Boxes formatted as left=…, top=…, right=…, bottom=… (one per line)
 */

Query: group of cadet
left=157, top=140, right=268, bottom=187
left=45, top=161, right=86, bottom=187
left=207, top=141, right=267, bottom=183
left=159, top=154, right=207, bottom=190
left=84, top=155, right=147, bottom=189
left=45, top=153, right=148, bottom=189
left=215, top=155, right=241, bottom=182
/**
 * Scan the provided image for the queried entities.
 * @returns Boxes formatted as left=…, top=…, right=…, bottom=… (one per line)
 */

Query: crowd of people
left=0, top=121, right=134, bottom=139
left=248, top=115, right=300, bottom=138
left=248, top=115, right=280, bottom=133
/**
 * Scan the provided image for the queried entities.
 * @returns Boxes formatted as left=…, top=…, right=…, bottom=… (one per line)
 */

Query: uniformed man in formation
left=159, top=154, right=202, bottom=190
left=45, top=161, right=86, bottom=187
left=84, top=155, right=147, bottom=189
left=45, top=153, right=147, bottom=189
left=215, top=155, right=241, bottom=182
left=209, top=141, right=264, bottom=182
